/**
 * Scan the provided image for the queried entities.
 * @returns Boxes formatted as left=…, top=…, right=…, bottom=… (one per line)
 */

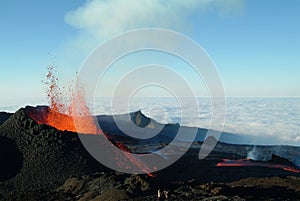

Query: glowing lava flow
left=27, top=66, right=155, bottom=176
left=216, top=158, right=300, bottom=173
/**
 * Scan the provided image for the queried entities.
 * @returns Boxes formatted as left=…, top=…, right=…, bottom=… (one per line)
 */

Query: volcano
left=0, top=107, right=110, bottom=192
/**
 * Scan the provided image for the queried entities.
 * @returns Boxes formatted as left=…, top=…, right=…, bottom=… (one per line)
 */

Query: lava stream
left=216, top=158, right=300, bottom=173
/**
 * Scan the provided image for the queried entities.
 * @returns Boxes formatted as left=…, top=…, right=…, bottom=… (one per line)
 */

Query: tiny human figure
left=163, top=190, right=168, bottom=199
left=157, top=189, right=161, bottom=199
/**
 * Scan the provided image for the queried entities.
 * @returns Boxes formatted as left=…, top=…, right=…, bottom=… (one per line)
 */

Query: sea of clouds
left=1, top=97, right=299, bottom=146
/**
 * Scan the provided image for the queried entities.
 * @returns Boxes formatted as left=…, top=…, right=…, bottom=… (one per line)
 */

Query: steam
left=247, top=146, right=257, bottom=160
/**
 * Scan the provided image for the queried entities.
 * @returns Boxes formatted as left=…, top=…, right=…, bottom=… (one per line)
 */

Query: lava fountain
left=26, top=66, right=155, bottom=176
left=26, top=65, right=101, bottom=134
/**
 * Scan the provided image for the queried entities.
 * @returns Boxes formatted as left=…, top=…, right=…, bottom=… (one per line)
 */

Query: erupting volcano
left=25, top=66, right=155, bottom=176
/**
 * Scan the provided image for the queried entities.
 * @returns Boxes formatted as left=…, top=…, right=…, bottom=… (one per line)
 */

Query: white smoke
left=65, top=0, right=244, bottom=36
left=247, top=146, right=257, bottom=160
left=63, top=0, right=245, bottom=54
left=247, top=145, right=300, bottom=167
left=247, top=146, right=272, bottom=161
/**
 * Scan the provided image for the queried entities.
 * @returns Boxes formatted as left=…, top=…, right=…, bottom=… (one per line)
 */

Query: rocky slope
left=0, top=108, right=109, bottom=192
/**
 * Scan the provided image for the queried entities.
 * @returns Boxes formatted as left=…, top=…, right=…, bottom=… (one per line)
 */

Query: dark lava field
left=0, top=107, right=300, bottom=200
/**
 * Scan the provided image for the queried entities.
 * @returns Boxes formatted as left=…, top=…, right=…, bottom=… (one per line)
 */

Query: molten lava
left=216, top=158, right=300, bottom=173
left=26, top=105, right=100, bottom=134
left=26, top=65, right=101, bottom=134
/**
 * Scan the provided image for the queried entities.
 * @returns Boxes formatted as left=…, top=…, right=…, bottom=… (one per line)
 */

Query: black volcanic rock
left=0, top=107, right=109, bottom=192
left=0, top=136, right=23, bottom=181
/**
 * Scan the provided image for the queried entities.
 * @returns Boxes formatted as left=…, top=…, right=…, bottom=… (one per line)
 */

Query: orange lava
left=27, top=105, right=101, bottom=134
left=216, top=158, right=300, bottom=173
left=28, top=66, right=100, bottom=134
left=283, top=167, right=300, bottom=173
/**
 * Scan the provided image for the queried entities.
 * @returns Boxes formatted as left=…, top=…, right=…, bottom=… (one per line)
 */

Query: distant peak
left=130, top=110, right=151, bottom=128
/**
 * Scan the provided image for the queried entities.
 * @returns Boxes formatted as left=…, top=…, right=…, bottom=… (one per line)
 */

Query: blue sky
left=0, top=0, right=299, bottom=105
